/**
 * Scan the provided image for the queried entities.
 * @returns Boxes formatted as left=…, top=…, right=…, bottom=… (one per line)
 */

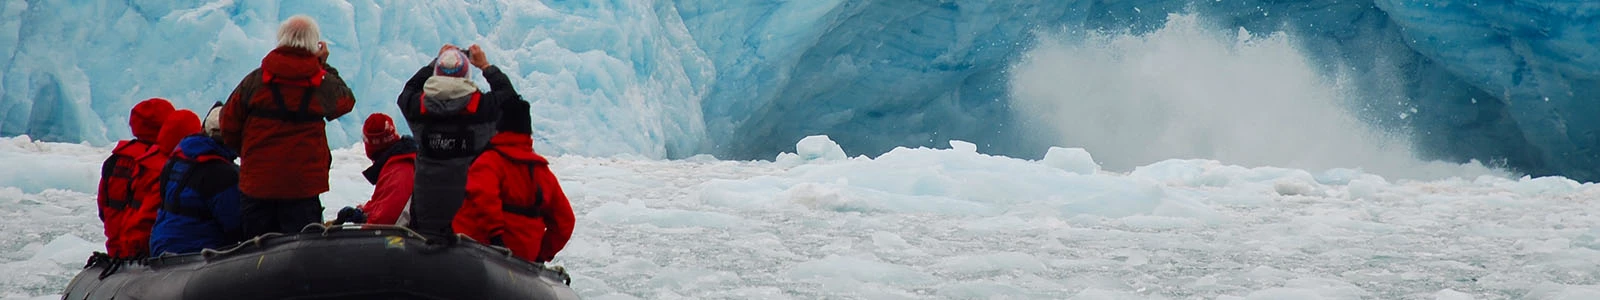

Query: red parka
left=453, top=133, right=575, bottom=263
left=358, top=140, right=417, bottom=226
left=220, top=47, right=355, bottom=199
left=122, top=110, right=200, bottom=257
left=97, top=99, right=172, bottom=258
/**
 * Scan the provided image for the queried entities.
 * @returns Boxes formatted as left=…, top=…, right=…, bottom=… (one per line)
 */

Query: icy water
left=2, top=136, right=1599, bottom=299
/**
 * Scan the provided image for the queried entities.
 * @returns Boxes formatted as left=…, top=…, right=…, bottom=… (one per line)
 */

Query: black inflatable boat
left=61, top=224, right=579, bottom=300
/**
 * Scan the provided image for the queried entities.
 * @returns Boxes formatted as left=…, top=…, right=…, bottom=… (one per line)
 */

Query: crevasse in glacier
left=2, top=0, right=1599, bottom=181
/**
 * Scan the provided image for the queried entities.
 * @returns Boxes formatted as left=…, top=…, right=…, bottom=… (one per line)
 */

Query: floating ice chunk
left=1057, top=179, right=1219, bottom=220
left=695, top=178, right=789, bottom=210
left=870, top=232, right=911, bottom=249
left=783, top=182, right=851, bottom=211
left=604, top=257, right=663, bottom=274
left=1110, top=249, right=1148, bottom=266
left=1117, top=215, right=1201, bottom=230
left=1508, top=176, right=1583, bottom=196
left=1042, top=147, right=1099, bottom=175
left=1521, top=282, right=1600, bottom=300
left=683, top=154, right=721, bottom=162
left=1071, top=288, right=1153, bottom=300
left=708, top=287, right=791, bottom=299
left=869, top=232, right=927, bottom=257
left=559, top=238, right=614, bottom=259
left=0, top=136, right=103, bottom=194
left=1433, top=289, right=1474, bottom=300
left=29, top=234, right=96, bottom=265
left=1058, top=180, right=1166, bottom=218
left=1273, top=178, right=1319, bottom=196
left=586, top=202, right=756, bottom=229
left=1314, top=168, right=1371, bottom=185
left=934, top=252, right=1048, bottom=275
left=1515, top=238, right=1572, bottom=254
left=794, top=135, right=847, bottom=162
left=785, top=255, right=937, bottom=287
left=643, top=267, right=742, bottom=291
left=585, top=293, right=644, bottom=300
left=1241, top=266, right=1296, bottom=284
left=948, top=140, right=977, bottom=153
left=1231, top=276, right=1369, bottom=299
left=936, top=281, right=1030, bottom=299
left=1237, top=288, right=1330, bottom=299
left=1345, top=178, right=1386, bottom=201
left=783, top=183, right=1001, bottom=216
left=1572, top=228, right=1600, bottom=250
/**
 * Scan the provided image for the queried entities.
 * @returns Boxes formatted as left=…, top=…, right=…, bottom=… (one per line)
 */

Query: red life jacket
left=247, top=70, right=327, bottom=123
left=416, top=92, right=482, bottom=115
left=99, top=140, right=154, bottom=218
left=488, top=147, right=545, bottom=220
left=98, top=140, right=158, bottom=258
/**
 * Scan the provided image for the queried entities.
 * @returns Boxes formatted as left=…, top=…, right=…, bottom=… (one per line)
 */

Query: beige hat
left=203, top=102, right=224, bottom=138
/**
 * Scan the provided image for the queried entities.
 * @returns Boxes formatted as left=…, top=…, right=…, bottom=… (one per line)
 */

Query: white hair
left=277, top=15, right=321, bottom=52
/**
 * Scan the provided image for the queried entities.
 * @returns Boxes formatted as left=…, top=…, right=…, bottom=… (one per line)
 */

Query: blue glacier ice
left=2, top=0, right=1599, bottom=180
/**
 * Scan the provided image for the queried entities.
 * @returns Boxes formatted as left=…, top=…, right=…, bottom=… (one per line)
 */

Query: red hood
left=261, top=47, right=324, bottom=83
left=156, top=110, right=202, bottom=156
left=129, top=98, right=174, bottom=141
left=487, top=132, right=548, bottom=165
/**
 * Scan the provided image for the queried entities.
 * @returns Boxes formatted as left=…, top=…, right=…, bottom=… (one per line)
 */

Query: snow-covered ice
left=3, top=135, right=1600, bottom=299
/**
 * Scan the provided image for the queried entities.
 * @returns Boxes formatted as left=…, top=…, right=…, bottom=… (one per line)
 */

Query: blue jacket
left=149, top=135, right=244, bottom=255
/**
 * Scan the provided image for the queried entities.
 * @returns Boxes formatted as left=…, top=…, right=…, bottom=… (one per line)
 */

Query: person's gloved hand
left=332, top=206, right=367, bottom=225
left=545, top=264, right=571, bottom=286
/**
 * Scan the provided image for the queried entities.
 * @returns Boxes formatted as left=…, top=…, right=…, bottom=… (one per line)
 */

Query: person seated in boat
left=453, top=99, right=575, bottom=263
left=150, top=104, right=246, bottom=255
left=125, top=108, right=204, bottom=258
left=396, top=44, right=515, bottom=240
left=332, top=113, right=418, bottom=226
left=96, top=98, right=174, bottom=259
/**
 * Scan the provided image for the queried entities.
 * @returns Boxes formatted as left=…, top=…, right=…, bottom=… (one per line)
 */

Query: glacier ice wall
left=672, top=0, right=1583, bottom=179
left=1373, top=0, right=1600, bottom=180
left=0, top=0, right=713, bottom=158
left=673, top=1, right=1087, bottom=160
left=3, top=0, right=1599, bottom=180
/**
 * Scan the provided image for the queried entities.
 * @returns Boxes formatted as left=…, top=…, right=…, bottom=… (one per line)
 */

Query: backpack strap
left=158, top=157, right=219, bottom=220
left=156, top=159, right=175, bottom=207
left=247, top=84, right=323, bottom=123
left=468, top=93, right=481, bottom=114
left=100, top=141, right=150, bottom=211
left=99, top=147, right=123, bottom=210
left=261, top=69, right=326, bottom=87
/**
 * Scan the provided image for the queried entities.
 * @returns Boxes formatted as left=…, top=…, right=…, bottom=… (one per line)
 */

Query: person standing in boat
left=95, top=98, right=174, bottom=259
left=149, top=104, right=246, bottom=255
left=396, top=44, right=514, bottom=241
left=341, top=113, right=418, bottom=226
left=453, top=99, right=575, bottom=263
left=219, top=15, right=356, bottom=237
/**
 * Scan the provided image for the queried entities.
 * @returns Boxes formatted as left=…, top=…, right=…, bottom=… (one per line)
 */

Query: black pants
left=241, top=196, right=322, bottom=237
